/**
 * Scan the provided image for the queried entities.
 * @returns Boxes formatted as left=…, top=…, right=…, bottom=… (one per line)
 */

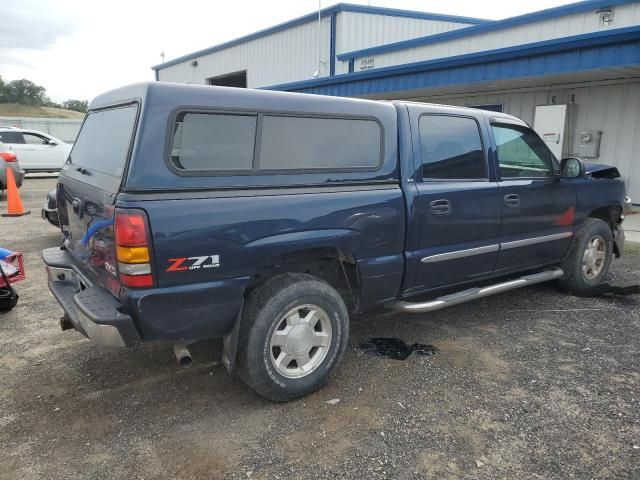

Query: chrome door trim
left=420, top=231, right=573, bottom=263
left=500, top=231, right=573, bottom=250
left=421, top=244, right=500, bottom=263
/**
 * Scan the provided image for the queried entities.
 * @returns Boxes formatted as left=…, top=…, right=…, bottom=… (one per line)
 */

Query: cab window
left=419, top=115, right=486, bottom=180
left=492, top=124, right=556, bottom=178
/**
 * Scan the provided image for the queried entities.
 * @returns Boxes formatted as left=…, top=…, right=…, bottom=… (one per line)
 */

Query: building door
left=207, top=70, right=247, bottom=88
left=533, top=104, right=569, bottom=160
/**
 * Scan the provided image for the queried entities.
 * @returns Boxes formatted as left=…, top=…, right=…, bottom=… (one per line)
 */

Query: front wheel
left=236, top=273, right=349, bottom=401
left=558, top=218, right=613, bottom=294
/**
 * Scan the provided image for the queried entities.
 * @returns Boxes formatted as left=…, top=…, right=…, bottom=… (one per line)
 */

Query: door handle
left=504, top=194, right=520, bottom=208
left=430, top=199, right=451, bottom=215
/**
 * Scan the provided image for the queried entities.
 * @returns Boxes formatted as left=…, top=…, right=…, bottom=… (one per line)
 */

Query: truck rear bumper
left=42, top=247, right=140, bottom=347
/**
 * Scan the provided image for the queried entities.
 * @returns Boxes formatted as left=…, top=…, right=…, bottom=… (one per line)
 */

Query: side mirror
left=561, top=157, right=585, bottom=179
left=46, top=139, right=57, bottom=146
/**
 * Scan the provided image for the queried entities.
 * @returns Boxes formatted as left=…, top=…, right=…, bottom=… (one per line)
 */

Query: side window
left=170, top=112, right=257, bottom=171
left=258, top=115, right=381, bottom=170
left=492, top=124, right=556, bottom=178
left=0, top=131, right=25, bottom=144
left=419, top=115, right=486, bottom=180
left=23, top=133, right=48, bottom=145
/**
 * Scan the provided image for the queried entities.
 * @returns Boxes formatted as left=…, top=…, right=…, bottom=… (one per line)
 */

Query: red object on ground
left=0, top=252, right=25, bottom=287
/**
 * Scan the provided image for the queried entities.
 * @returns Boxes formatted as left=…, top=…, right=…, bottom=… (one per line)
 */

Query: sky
left=1, top=0, right=572, bottom=103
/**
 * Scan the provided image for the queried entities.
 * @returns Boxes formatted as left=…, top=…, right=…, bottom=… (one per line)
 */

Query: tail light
left=0, top=151, right=17, bottom=162
left=114, top=209, right=154, bottom=288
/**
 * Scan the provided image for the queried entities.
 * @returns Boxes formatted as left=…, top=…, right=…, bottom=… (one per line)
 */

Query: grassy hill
left=0, top=103, right=84, bottom=119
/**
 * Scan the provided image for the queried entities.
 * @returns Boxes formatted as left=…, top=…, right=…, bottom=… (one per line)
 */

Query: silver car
left=0, top=142, right=24, bottom=190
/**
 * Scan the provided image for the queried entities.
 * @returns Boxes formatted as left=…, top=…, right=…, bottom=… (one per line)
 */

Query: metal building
left=152, top=1, right=640, bottom=201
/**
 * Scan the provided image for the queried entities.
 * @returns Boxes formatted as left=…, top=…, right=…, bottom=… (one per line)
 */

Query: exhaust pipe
left=173, top=343, right=193, bottom=368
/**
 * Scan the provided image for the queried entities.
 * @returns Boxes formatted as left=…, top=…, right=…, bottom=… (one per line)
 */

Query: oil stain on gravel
left=359, top=337, right=439, bottom=360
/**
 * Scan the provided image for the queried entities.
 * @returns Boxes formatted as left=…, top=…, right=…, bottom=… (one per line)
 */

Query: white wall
left=346, top=3, right=640, bottom=71
left=158, top=18, right=331, bottom=87
left=157, top=10, right=478, bottom=86
left=410, top=79, right=640, bottom=200
left=334, top=12, right=472, bottom=74
left=0, top=117, right=82, bottom=143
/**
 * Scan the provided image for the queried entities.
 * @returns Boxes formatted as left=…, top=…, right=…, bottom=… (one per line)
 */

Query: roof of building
left=151, top=3, right=489, bottom=71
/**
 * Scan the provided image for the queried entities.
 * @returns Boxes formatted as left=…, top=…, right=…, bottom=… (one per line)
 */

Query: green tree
left=3, top=79, right=48, bottom=106
left=62, top=99, right=88, bottom=113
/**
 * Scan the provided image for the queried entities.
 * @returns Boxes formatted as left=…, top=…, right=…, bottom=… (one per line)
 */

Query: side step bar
left=388, top=267, right=564, bottom=313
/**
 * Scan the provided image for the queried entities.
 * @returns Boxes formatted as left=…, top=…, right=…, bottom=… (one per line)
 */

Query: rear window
left=419, top=115, right=486, bottom=180
left=70, top=104, right=137, bottom=177
left=169, top=112, right=382, bottom=173
left=0, top=131, right=25, bottom=144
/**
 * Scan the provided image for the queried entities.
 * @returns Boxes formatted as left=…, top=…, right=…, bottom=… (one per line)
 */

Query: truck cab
left=42, top=82, right=626, bottom=401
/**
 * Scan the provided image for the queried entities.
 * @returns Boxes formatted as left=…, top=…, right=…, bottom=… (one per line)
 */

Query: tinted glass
left=0, top=131, right=25, bottom=144
left=259, top=115, right=381, bottom=170
left=492, top=124, right=555, bottom=178
left=419, top=115, right=486, bottom=180
left=171, top=113, right=256, bottom=171
left=70, top=104, right=137, bottom=177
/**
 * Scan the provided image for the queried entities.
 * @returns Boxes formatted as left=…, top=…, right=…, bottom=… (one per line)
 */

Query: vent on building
left=207, top=70, right=248, bottom=88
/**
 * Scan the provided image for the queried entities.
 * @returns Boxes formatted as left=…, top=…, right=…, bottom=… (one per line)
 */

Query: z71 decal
left=166, top=255, right=220, bottom=272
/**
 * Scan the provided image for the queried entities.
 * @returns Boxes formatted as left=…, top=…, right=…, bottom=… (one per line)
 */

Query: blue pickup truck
left=42, top=82, right=627, bottom=401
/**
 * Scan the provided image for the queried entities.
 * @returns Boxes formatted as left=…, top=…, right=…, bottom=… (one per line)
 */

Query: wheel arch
left=245, top=246, right=361, bottom=312
left=586, top=205, right=623, bottom=257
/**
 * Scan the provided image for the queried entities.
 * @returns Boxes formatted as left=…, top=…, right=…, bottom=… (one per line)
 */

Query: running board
left=388, top=268, right=564, bottom=313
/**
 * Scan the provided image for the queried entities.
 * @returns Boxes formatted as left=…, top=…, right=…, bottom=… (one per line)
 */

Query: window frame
left=490, top=121, right=560, bottom=181
left=417, top=113, right=489, bottom=183
left=165, top=106, right=385, bottom=177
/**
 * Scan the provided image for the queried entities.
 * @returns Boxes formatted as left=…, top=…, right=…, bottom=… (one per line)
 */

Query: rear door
left=489, top=119, right=575, bottom=273
left=56, top=102, right=138, bottom=293
left=407, top=105, right=502, bottom=294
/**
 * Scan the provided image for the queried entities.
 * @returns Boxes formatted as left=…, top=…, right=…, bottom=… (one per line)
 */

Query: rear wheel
left=236, top=273, right=349, bottom=401
left=559, top=218, right=613, bottom=293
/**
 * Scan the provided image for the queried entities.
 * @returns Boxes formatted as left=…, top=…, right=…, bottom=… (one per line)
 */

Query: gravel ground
left=1, top=177, right=639, bottom=480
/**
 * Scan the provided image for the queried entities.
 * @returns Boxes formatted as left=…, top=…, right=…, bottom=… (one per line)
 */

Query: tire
left=558, top=218, right=613, bottom=294
left=236, top=273, right=349, bottom=402
left=0, top=288, right=18, bottom=312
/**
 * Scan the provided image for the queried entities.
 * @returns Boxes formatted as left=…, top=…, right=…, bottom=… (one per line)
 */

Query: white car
left=0, top=127, right=72, bottom=173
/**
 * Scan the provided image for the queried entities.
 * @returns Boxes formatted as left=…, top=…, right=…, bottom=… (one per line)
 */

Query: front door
left=409, top=107, right=502, bottom=294
left=22, top=132, right=55, bottom=170
left=489, top=120, right=576, bottom=273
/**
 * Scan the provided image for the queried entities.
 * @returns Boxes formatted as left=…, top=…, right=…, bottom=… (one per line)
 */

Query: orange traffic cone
left=2, top=168, right=30, bottom=217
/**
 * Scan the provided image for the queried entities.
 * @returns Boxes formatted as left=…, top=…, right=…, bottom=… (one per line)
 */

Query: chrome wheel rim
left=582, top=235, right=606, bottom=280
left=269, top=304, right=332, bottom=379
